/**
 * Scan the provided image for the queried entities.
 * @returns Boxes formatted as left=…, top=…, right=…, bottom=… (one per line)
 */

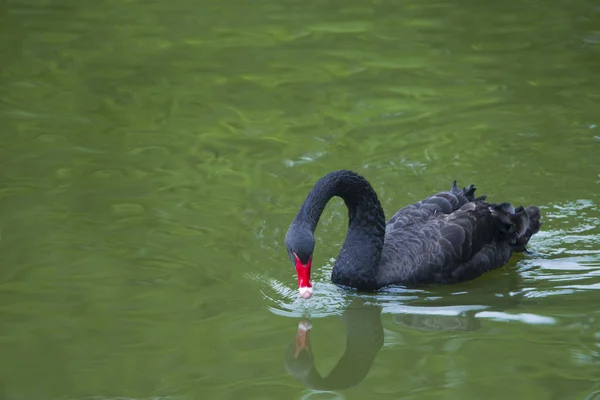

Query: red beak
left=293, top=253, right=313, bottom=299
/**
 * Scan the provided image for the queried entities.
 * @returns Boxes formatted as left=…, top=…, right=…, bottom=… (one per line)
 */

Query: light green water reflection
left=0, top=0, right=599, bottom=399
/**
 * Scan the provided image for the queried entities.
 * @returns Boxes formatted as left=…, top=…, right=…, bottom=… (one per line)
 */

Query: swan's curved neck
left=292, top=170, right=386, bottom=290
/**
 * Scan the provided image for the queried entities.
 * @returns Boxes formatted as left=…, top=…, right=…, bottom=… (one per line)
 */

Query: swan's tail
left=489, top=203, right=542, bottom=253
left=515, top=205, right=542, bottom=252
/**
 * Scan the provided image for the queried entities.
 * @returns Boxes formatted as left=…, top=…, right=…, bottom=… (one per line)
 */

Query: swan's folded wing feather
left=386, top=182, right=486, bottom=230
left=379, top=201, right=541, bottom=286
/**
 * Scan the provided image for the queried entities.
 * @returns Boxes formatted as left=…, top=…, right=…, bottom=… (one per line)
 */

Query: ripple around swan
left=258, top=199, right=599, bottom=326
left=257, top=273, right=558, bottom=326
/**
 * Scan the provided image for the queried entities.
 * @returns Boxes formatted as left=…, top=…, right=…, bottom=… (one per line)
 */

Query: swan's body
left=285, top=170, right=541, bottom=298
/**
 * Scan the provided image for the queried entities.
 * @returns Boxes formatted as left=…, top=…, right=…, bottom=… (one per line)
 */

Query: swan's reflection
left=284, top=299, right=480, bottom=391
left=394, top=311, right=481, bottom=332
left=284, top=300, right=383, bottom=391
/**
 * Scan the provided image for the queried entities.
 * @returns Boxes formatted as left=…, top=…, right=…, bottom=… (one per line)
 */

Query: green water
left=1, top=0, right=599, bottom=398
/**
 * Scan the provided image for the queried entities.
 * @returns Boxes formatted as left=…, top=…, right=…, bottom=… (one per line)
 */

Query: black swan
left=285, top=170, right=541, bottom=299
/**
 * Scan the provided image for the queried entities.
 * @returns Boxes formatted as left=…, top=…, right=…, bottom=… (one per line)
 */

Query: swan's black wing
left=378, top=200, right=542, bottom=286
left=386, top=181, right=486, bottom=230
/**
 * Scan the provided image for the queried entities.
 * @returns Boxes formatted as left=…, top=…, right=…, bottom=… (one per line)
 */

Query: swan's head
left=285, top=226, right=315, bottom=299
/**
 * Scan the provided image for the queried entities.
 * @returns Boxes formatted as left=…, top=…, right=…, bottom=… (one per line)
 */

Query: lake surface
left=1, top=0, right=599, bottom=398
